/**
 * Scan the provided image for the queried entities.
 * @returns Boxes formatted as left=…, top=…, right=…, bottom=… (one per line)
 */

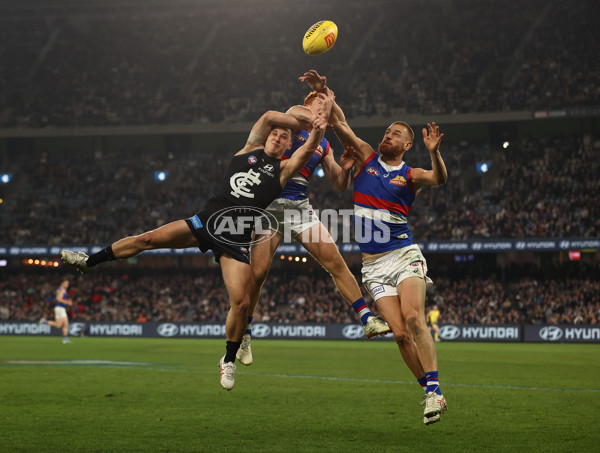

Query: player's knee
left=231, top=295, right=251, bottom=312
left=405, top=312, right=427, bottom=334
left=393, top=329, right=413, bottom=347
left=322, top=255, right=349, bottom=278
left=135, top=231, right=155, bottom=250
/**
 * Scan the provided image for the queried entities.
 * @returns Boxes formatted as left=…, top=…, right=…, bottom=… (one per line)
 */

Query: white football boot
left=364, top=316, right=391, bottom=338
left=219, top=356, right=236, bottom=391
left=60, top=250, right=91, bottom=274
left=236, top=334, right=253, bottom=366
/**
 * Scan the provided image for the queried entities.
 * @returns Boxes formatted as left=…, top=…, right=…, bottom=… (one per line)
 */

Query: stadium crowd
left=2, top=262, right=599, bottom=326
left=2, top=135, right=598, bottom=246
left=0, top=0, right=598, bottom=128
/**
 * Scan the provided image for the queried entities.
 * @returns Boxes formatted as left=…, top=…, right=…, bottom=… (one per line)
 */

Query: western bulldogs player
left=326, top=76, right=449, bottom=425
left=39, top=277, right=74, bottom=344
left=237, top=76, right=390, bottom=367
left=61, top=90, right=335, bottom=391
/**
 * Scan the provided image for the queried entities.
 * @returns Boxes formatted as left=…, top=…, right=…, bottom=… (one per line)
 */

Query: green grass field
left=1, top=337, right=599, bottom=452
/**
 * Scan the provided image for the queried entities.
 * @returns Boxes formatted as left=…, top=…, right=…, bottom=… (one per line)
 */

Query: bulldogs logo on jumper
left=366, top=167, right=380, bottom=176
left=389, top=175, right=408, bottom=187
left=248, top=155, right=258, bottom=165
left=295, top=133, right=306, bottom=142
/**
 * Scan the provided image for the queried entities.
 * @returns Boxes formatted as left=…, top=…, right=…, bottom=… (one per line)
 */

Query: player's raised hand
left=312, top=115, right=328, bottom=131
left=317, top=87, right=335, bottom=115
left=299, top=69, right=327, bottom=92
left=340, top=146, right=358, bottom=171
left=422, top=122, right=444, bottom=153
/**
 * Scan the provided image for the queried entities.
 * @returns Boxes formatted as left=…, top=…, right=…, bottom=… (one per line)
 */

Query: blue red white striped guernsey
left=279, top=129, right=330, bottom=200
left=353, top=151, right=416, bottom=254
left=56, top=286, right=68, bottom=308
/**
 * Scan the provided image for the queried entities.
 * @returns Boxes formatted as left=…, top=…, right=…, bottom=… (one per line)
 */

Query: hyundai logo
left=157, top=323, right=179, bottom=337
left=252, top=324, right=271, bottom=338
left=342, top=325, right=365, bottom=339
left=439, top=325, right=461, bottom=340
left=539, top=326, right=563, bottom=341
left=69, top=322, right=85, bottom=337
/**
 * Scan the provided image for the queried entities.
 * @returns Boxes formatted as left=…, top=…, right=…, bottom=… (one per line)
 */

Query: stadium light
left=154, top=171, right=169, bottom=182
left=314, top=168, right=325, bottom=178
left=476, top=162, right=492, bottom=174
left=502, top=141, right=510, bottom=149
left=0, top=173, right=13, bottom=183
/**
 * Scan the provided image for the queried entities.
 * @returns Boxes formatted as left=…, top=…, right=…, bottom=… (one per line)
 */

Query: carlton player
left=238, top=85, right=390, bottom=367
left=327, top=83, right=448, bottom=425
left=61, top=89, right=334, bottom=391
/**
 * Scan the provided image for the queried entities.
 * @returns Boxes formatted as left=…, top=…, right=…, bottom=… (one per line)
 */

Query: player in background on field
left=61, top=93, right=335, bottom=391
left=39, top=277, right=74, bottom=344
left=304, top=70, right=448, bottom=425
left=236, top=77, right=390, bottom=366
left=426, top=304, right=441, bottom=342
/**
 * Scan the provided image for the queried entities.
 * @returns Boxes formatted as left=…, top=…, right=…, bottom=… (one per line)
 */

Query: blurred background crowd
left=0, top=0, right=598, bottom=128
left=2, top=134, right=598, bottom=245
left=2, top=261, right=600, bottom=326
left=1, top=0, right=598, bottom=329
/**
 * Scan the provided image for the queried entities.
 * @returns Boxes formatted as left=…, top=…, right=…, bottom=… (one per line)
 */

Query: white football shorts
left=362, top=244, right=433, bottom=301
left=54, top=306, right=68, bottom=319
left=262, top=197, right=320, bottom=239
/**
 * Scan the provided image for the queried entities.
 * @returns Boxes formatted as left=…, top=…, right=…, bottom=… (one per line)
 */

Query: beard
left=378, top=142, right=392, bottom=154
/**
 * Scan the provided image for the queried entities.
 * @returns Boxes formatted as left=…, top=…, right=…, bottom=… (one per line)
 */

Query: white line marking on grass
left=0, top=360, right=156, bottom=366
left=240, top=371, right=600, bottom=393
left=3, top=360, right=598, bottom=393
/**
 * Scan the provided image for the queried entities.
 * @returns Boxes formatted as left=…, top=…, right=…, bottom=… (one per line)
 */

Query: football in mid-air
left=302, top=20, right=338, bottom=56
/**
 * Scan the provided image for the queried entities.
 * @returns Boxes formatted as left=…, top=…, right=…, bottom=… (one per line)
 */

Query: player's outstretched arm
left=280, top=90, right=334, bottom=185
left=410, top=122, right=448, bottom=191
left=330, top=103, right=375, bottom=173
left=298, top=70, right=373, bottom=172
left=321, top=146, right=357, bottom=192
left=285, top=105, right=315, bottom=125
left=236, top=111, right=312, bottom=156
left=280, top=115, right=327, bottom=186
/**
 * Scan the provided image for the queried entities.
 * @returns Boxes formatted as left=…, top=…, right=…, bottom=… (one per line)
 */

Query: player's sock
left=63, top=336, right=69, bottom=341
left=418, top=376, right=427, bottom=391
left=351, top=298, right=374, bottom=326
left=86, top=246, right=116, bottom=267
left=224, top=341, right=241, bottom=363
left=425, top=371, right=442, bottom=395
left=246, top=316, right=253, bottom=336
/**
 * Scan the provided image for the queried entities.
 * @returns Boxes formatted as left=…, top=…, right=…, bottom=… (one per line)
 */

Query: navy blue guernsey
left=187, top=149, right=283, bottom=254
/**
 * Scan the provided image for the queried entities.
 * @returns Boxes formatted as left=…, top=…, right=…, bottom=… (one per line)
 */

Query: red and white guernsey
left=353, top=152, right=416, bottom=253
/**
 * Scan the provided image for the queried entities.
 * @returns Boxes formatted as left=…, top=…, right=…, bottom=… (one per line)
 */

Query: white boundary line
left=2, top=359, right=599, bottom=393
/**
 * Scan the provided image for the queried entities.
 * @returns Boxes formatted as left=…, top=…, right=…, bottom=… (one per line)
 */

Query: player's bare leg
left=218, top=255, right=254, bottom=390
left=298, top=222, right=390, bottom=337
left=376, top=295, right=425, bottom=378
left=47, top=317, right=71, bottom=343
left=398, top=277, right=447, bottom=424
left=111, top=220, right=200, bottom=258
left=62, top=220, right=200, bottom=272
left=238, top=231, right=283, bottom=366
